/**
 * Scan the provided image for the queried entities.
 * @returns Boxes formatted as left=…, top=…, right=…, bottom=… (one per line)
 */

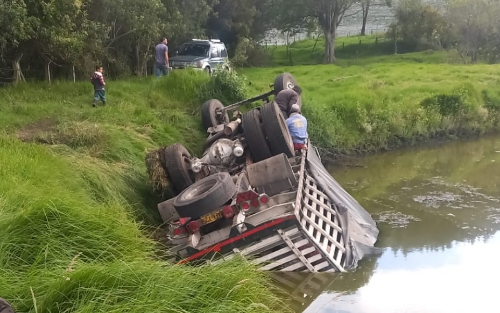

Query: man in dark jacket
left=0, top=298, right=15, bottom=313
left=274, top=86, right=302, bottom=118
left=91, top=66, right=106, bottom=107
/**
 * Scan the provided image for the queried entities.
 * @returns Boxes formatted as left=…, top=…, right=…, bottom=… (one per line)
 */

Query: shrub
left=421, top=84, right=480, bottom=117
left=231, top=38, right=270, bottom=67
left=197, top=69, right=248, bottom=105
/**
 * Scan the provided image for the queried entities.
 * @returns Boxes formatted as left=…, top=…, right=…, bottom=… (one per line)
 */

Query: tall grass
left=0, top=70, right=290, bottom=312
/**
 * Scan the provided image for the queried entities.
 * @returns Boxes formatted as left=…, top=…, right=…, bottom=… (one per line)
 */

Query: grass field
left=0, top=71, right=290, bottom=312
left=242, top=36, right=500, bottom=155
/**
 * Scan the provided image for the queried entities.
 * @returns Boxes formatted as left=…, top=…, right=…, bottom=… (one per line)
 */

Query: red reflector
left=259, top=195, right=269, bottom=204
left=236, top=190, right=260, bottom=204
left=250, top=199, right=259, bottom=207
left=186, top=221, right=200, bottom=234
left=173, top=227, right=182, bottom=236
left=222, top=206, right=235, bottom=219
left=241, top=201, right=250, bottom=211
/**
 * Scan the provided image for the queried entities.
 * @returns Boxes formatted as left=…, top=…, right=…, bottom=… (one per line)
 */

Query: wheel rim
left=182, top=178, right=216, bottom=200
left=286, top=81, right=295, bottom=90
left=215, top=108, right=227, bottom=124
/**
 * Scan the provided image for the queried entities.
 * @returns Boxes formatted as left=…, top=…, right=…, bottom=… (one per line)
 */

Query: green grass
left=264, top=35, right=461, bottom=67
left=0, top=70, right=290, bottom=313
left=242, top=36, right=500, bottom=155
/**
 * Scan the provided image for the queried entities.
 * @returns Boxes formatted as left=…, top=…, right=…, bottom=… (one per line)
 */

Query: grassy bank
left=0, top=71, right=289, bottom=312
left=242, top=36, right=500, bottom=155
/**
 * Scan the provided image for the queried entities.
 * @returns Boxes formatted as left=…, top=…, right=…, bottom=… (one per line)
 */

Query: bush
left=231, top=38, right=270, bottom=67
left=387, top=0, right=453, bottom=52
left=197, top=69, right=248, bottom=105
left=421, top=84, right=481, bottom=117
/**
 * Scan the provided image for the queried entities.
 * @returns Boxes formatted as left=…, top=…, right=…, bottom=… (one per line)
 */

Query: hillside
left=0, top=72, right=289, bottom=313
left=242, top=36, right=500, bottom=155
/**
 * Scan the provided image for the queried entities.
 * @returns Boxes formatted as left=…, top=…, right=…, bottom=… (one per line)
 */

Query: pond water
left=274, top=136, right=500, bottom=313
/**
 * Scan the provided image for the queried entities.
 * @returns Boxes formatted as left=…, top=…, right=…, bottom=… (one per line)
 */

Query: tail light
left=259, top=195, right=269, bottom=205
left=222, top=206, right=235, bottom=219
left=169, top=219, right=189, bottom=238
left=186, top=221, right=201, bottom=234
left=236, top=190, right=259, bottom=204
left=238, top=191, right=270, bottom=215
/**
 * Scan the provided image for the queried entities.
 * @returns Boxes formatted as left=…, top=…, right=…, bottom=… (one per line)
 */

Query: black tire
left=174, top=172, right=237, bottom=218
left=261, top=101, right=295, bottom=158
left=164, top=144, right=195, bottom=193
left=274, top=73, right=297, bottom=95
left=274, top=72, right=302, bottom=108
left=242, top=109, right=272, bottom=162
left=202, top=99, right=229, bottom=129
left=204, top=67, right=211, bottom=75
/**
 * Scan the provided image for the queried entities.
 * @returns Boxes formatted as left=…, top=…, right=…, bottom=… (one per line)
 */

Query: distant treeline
left=1, top=0, right=498, bottom=84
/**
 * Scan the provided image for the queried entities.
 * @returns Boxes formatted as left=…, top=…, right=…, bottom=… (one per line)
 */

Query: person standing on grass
left=155, top=37, right=169, bottom=77
left=274, top=85, right=302, bottom=118
left=286, top=104, right=308, bottom=151
left=91, top=66, right=106, bottom=107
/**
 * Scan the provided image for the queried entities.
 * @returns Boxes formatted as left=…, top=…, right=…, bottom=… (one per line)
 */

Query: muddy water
left=275, top=136, right=500, bottom=313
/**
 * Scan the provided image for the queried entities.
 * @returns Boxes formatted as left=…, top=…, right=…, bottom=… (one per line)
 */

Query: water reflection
left=273, top=136, right=500, bottom=313
left=305, top=233, right=500, bottom=313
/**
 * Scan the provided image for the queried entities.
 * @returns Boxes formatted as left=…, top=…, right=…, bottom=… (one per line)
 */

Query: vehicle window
left=178, top=44, right=210, bottom=57
left=219, top=45, right=228, bottom=58
left=211, top=46, right=221, bottom=58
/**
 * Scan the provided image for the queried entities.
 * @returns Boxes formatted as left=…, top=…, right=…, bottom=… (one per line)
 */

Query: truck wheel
left=174, top=172, right=236, bottom=218
left=274, top=73, right=297, bottom=95
left=242, top=109, right=272, bottom=162
left=261, top=102, right=295, bottom=158
left=164, top=144, right=195, bottom=193
left=274, top=72, right=302, bottom=108
left=202, top=99, right=229, bottom=129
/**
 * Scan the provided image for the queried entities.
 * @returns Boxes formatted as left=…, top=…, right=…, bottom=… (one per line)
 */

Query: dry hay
left=145, top=147, right=171, bottom=192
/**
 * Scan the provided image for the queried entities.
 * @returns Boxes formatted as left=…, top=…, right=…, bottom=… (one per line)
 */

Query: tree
left=387, top=0, right=450, bottom=52
left=0, top=0, right=35, bottom=83
left=360, top=0, right=392, bottom=36
left=272, top=0, right=355, bottom=63
left=445, top=0, right=500, bottom=63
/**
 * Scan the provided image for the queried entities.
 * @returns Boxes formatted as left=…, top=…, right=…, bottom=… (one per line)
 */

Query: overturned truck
left=147, top=73, right=380, bottom=272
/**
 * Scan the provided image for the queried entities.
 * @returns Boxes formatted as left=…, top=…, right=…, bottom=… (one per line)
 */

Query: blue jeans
left=93, top=90, right=106, bottom=103
left=156, top=64, right=169, bottom=77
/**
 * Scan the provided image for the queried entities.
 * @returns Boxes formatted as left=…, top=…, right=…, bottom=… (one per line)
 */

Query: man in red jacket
left=91, top=66, right=106, bottom=107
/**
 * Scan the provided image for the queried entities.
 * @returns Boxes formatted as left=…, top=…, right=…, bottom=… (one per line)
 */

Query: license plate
left=201, top=210, right=223, bottom=225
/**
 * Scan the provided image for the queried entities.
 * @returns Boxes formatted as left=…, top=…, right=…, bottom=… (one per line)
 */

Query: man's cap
left=290, top=104, right=300, bottom=113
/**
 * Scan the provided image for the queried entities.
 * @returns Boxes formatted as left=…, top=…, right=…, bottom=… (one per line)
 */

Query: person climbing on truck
left=274, top=86, right=302, bottom=118
left=286, top=103, right=308, bottom=151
